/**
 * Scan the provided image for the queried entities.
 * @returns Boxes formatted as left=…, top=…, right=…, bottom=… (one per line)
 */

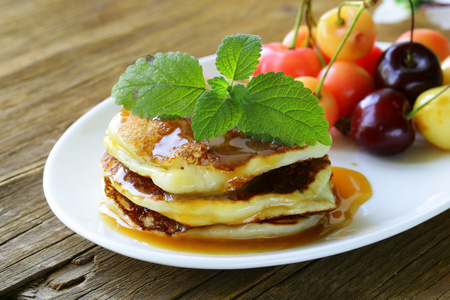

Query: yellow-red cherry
left=318, top=61, right=375, bottom=119
left=316, top=6, right=376, bottom=61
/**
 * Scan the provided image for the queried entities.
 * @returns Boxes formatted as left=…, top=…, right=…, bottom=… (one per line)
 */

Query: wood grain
left=1, top=0, right=449, bottom=298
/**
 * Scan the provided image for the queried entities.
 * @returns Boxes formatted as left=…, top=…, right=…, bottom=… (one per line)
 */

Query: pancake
left=102, top=176, right=328, bottom=239
left=103, top=177, right=189, bottom=235
left=101, top=151, right=335, bottom=227
left=103, top=109, right=331, bottom=195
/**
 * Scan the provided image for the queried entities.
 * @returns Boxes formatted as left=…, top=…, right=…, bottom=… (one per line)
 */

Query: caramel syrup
left=111, top=109, right=305, bottom=170
left=100, top=167, right=372, bottom=254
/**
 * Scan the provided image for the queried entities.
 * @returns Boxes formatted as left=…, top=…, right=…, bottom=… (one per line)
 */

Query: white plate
left=43, top=52, right=450, bottom=270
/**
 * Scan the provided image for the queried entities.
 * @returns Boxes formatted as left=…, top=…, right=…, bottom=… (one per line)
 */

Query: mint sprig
left=112, top=52, right=206, bottom=119
left=111, top=34, right=331, bottom=147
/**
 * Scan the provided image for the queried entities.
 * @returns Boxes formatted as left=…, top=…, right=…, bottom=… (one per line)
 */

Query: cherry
left=395, top=28, right=450, bottom=62
left=295, top=76, right=339, bottom=128
left=350, top=88, right=415, bottom=156
left=316, top=5, right=376, bottom=61
left=410, top=85, right=450, bottom=150
left=282, top=25, right=315, bottom=49
left=374, top=41, right=443, bottom=105
left=355, top=45, right=383, bottom=76
left=318, top=61, right=374, bottom=119
left=314, top=1, right=378, bottom=107
left=254, top=42, right=322, bottom=78
left=442, top=55, right=450, bottom=85
left=254, top=1, right=322, bottom=78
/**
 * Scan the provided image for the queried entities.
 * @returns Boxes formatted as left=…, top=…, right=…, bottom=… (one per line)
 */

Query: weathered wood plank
left=3, top=209, right=448, bottom=299
left=6, top=247, right=222, bottom=299
left=0, top=167, right=94, bottom=295
left=234, top=210, right=450, bottom=299
left=1, top=0, right=449, bottom=298
left=178, top=263, right=314, bottom=300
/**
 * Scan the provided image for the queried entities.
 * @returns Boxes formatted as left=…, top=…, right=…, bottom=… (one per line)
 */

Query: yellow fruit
left=413, top=86, right=450, bottom=150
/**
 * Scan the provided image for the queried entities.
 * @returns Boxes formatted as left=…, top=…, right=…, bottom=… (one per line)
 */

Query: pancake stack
left=100, top=109, right=336, bottom=239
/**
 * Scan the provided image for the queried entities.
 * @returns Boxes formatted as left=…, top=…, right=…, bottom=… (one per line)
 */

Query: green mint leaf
left=191, top=89, right=243, bottom=141
left=237, top=72, right=331, bottom=147
left=207, top=77, right=229, bottom=98
left=229, top=84, right=251, bottom=104
left=216, top=34, right=261, bottom=81
left=111, top=52, right=206, bottom=119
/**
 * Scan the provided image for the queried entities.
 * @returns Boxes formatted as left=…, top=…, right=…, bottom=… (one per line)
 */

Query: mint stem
left=406, top=84, right=450, bottom=120
left=289, top=0, right=306, bottom=50
left=315, top=1, right=365, bottom=98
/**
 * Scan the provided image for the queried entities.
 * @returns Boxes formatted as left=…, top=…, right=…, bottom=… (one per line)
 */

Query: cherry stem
left=316, top=1, right=367, bottom=98
left=405, top=0, right=417, bottom=67
left=336, top=1, right=363, bottom=26
left=305, top=11, right=327, bottom=67
left=289, top=0, right=306, bottom=50
left=406, top=84, right=450, bottom=120
left=303, top=4, right=312, bottom=48
left=306, top=0, right=316, bottom=27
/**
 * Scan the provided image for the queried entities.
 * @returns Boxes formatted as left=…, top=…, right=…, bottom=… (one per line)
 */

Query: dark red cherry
left=350, top=88, right=415, bottom=156
left=374, top=41, right=443, bottom=105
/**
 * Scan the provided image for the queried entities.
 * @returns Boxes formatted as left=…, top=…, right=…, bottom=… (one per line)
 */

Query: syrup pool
left=100, top=167, right=372, bottom=255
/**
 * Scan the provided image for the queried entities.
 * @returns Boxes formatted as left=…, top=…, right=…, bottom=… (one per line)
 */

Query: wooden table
left=1, top=0, right=449, bottom=298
